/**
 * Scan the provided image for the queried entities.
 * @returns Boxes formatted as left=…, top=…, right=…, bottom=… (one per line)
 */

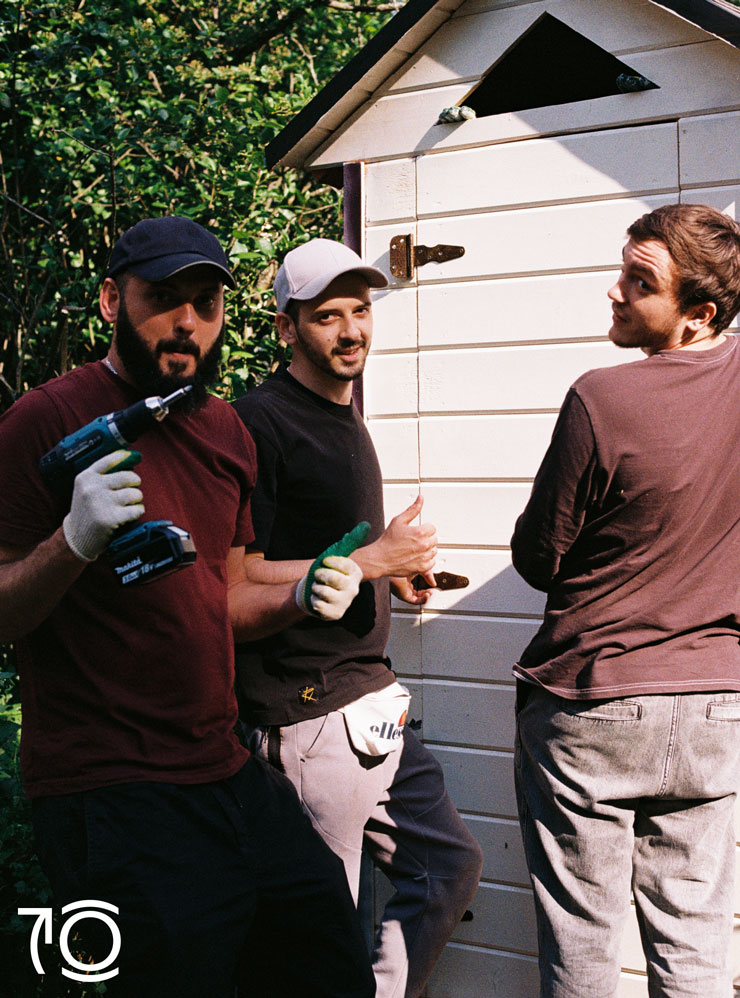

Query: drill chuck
left=111, top=387, right=193, bottom=442
left=39, top=387, right=193, bottom=493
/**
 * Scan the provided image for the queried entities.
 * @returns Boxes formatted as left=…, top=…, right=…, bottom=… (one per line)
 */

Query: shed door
left=360, top=119, right=737, bottom=996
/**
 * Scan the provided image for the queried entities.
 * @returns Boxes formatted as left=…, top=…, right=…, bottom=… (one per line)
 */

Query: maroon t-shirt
left=0, top=362, right=256, bottom=796
left=512, top=336, right=740, bottom=698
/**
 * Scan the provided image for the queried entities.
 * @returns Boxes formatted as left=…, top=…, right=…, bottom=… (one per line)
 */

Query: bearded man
left=0, top=218, right=375, bottom=998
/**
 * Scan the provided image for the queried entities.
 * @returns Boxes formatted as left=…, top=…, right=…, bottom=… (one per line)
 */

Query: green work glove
left=296, top=521, right=371, bottom=621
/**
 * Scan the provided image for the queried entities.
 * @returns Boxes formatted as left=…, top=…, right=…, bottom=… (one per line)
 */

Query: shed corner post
left=345, top=161, right=366, bottom=414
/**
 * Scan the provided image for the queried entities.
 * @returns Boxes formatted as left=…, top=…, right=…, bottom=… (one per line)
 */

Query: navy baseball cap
left=107, top=216, right=236, bottom=289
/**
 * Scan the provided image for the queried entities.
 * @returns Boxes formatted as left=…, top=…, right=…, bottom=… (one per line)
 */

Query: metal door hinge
left=411, top=572, right=469, bottom=591
left=389, top=234, right=465, bottom=280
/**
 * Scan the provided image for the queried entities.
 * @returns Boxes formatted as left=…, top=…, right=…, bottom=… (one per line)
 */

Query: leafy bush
left=0, top=0, right=395, bottom=401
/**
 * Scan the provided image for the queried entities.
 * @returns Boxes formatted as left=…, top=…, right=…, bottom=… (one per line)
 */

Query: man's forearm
left=228, top=576, right=306, bottom=642
left=510, top=389, right=597, bottom=592
left=236, top=550, right=363, bottom=634
left=246, top=549, right=391, bottom=585
left=244, top=552, right=311, bottom=584
left=0, top=529, right=87, bottom=641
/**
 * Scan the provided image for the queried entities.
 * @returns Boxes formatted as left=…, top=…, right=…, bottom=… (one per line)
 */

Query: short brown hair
left=627, top=203, right=740, bottom=333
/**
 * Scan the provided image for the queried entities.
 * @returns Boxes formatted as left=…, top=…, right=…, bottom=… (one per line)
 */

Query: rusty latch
left=389, top=234, right=465, bottom=280
left=411, top=572, right=470, bottom=592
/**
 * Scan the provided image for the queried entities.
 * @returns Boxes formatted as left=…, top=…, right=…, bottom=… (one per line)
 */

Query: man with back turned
left=512, top=203, right=740, bottom=997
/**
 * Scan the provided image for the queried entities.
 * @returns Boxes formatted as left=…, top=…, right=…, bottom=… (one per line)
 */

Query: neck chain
left=103, top=356, right=118, bottom=375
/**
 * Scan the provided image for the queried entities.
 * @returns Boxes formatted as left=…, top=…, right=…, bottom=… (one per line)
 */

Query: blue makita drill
left=39, top=387, right=197, bottom=585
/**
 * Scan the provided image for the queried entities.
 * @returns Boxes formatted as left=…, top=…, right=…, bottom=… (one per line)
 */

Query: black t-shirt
left=232, top=366, right=393, bottom=725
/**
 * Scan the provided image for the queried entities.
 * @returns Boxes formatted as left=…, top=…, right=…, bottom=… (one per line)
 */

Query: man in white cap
left=233, top=237, right=483, bottom=998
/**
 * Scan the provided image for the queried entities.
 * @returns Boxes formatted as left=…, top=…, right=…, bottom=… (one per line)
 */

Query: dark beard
left=114, top=298, right=224, bottom=414
left=293, top=325, right=367, bottom=383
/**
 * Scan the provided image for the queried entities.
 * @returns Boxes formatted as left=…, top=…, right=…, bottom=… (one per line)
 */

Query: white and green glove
left=296, top=522, right=371, bottom=621
left=62, top=450, right=145, bottom=562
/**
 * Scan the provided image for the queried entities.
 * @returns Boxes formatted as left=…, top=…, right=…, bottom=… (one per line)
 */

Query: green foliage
left=0, top=0, right=395, bottom=402
left=0, top=1, right=396, bottom=991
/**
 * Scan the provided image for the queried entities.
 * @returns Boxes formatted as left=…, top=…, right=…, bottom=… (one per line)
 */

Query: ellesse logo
left=369, top=716, right=405, bottom=741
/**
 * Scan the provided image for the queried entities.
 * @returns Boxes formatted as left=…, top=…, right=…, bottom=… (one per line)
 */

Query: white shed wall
left=353, top=6, right=740, bottom=989
left=356, top=23, right=740, bottom=998
left=308, top=0, right=740, bottom=170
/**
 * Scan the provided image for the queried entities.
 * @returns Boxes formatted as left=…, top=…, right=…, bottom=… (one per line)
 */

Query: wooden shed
left=267, top=1, right=740, bottom=994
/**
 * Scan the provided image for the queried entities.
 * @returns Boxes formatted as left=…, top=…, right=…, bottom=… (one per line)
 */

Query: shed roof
left=266, top=0, right=740, bottom=171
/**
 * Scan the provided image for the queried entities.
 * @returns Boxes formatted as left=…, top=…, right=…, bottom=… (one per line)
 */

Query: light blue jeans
left=515, top=685, right=740, bottom=998
left=247, top=714, right=483, bottom=998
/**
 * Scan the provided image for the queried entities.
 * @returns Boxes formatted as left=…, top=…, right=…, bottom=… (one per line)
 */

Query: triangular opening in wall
left=463, top=13, right=658, bottom=118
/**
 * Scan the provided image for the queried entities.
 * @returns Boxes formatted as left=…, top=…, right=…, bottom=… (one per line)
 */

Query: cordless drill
left=40, top=387, right=197, bottom=585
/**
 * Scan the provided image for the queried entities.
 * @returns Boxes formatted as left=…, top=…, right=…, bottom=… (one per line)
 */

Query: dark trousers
left=32, top=755, right=375, bottom=998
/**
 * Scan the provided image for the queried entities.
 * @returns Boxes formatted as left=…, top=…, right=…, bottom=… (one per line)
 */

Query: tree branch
left=0, top=193, right=51, bottom=227
left=293, top=37, right=319, bottom=87
left=226, top=0, right=333, bottom=63
left=0, top=374, right=16, bottom=413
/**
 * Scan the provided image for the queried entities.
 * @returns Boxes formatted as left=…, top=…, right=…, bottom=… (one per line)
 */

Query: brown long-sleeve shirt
left=512, top=336, right=740, bottom=698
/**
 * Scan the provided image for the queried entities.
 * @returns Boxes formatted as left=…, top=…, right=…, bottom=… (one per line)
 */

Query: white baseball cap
left=274, top=238, right=388, bottom=313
